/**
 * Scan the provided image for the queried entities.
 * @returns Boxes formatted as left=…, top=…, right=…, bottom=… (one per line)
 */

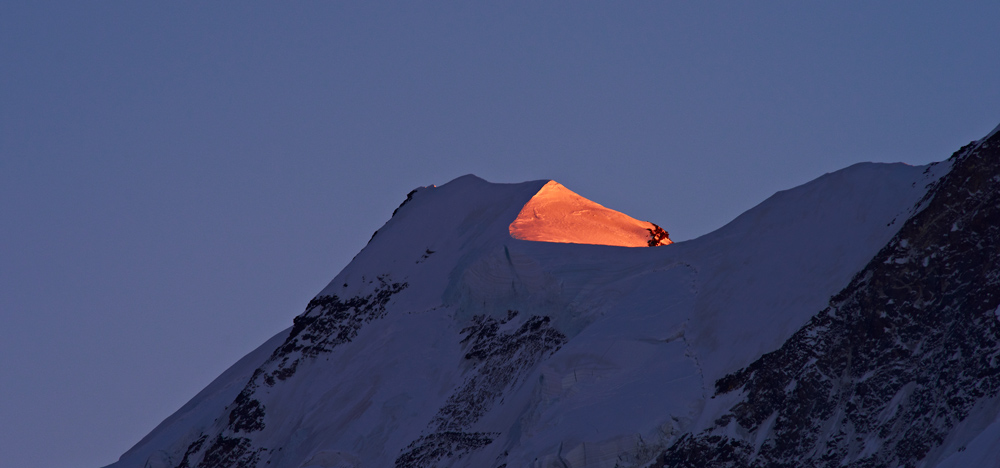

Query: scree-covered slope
left=106, top=126, right=998, bottom=468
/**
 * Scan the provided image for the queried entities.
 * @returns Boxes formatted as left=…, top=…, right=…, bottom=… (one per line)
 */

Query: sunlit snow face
left=508, top=180, right=672, bottom=247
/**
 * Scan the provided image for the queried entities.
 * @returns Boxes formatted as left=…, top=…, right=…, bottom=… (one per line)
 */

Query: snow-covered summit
left=509, top=180, right=671, bottom=247
left=323, top=175, right=670, bottom=317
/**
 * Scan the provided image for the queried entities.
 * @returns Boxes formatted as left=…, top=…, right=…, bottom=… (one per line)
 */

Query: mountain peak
left=508, top=180, right=671, bottom=247
left=113, top=140, right=997, bottom=468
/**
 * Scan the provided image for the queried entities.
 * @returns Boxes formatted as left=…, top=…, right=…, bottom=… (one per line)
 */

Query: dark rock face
left=395, top=310, right=567, bottom=468
left=647, top=223, right=671, bottom=247
left=371, top=187, right=422, bottom=243
left=173, top=278, right=408, bottom=468
left=660, top=136, right=1000, bottom=467
left=395, top=432, right=498, bottom=468
left=268, top=276, right=409, bottom=383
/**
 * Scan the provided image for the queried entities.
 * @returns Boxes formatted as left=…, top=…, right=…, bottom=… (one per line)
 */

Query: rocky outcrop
left=172, top=277, right=408, bottom=468
left=396, top=310, right=567, bottom=468
left=647, top=223, right=671, bottom=247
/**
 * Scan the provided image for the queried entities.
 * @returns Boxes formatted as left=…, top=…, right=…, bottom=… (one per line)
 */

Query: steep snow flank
left=658, top=136, right=1000, bottom=468
left=984, top=122, right=1000, bottom=141
left=509, top=181, right=671, bottom=247
left=936, top=405, right=1000, bottom=468
left=109, top=330, right=291, bottom=468
left=683, top=162, right=948, bottom=388
left=319, top=175, right=551, bottom=313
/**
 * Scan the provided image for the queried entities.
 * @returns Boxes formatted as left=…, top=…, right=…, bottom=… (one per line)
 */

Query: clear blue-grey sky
left=2, top=3, right=997, bottom=467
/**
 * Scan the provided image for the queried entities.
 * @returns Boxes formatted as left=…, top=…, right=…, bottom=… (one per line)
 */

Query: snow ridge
left=659, top=134, right=1000, bottom=467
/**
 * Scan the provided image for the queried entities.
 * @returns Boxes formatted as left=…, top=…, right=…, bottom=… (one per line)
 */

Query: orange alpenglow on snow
left=509, top=180, right=672, bottom=247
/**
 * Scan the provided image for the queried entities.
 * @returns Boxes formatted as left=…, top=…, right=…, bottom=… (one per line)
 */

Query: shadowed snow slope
left=509, top=180, right=671, bottom=247
left=107, top=150, right=978, bottom=468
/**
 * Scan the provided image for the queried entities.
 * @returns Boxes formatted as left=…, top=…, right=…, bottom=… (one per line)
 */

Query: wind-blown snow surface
left=109, top=163, right=947, bottom=468
left=509, top=180, right=671, bottom=247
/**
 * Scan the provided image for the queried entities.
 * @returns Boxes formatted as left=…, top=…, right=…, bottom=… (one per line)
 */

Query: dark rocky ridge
left=395, top=310, right=567, bottom=468
left=647, top=223, right=671, bottom=247
left=659, top=134, right=1000, bottom=467
left=173, top=278, right=408, bottom=468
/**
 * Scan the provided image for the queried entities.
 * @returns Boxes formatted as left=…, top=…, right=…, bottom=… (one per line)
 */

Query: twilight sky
left=2, top=3, right=998, bottom=467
